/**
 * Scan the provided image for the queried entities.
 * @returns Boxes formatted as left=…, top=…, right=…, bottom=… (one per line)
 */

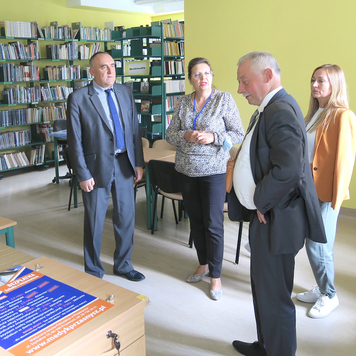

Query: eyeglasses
left=191, top=71, right=213, bottom=80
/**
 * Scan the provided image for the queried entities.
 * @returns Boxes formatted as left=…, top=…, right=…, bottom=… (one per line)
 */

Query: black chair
left=134, top=137, right=150, bottom=201
left=52, top=119, right=72, bottom=182
left=147, top=160, right=183, bottom=235
left=63, top=146, right=77, bottom=211
left=187, top=196, right=244, bottom=264
left=139, top=126, right=147, bottom=138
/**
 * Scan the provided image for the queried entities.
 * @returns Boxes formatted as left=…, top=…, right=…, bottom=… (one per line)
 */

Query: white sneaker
left=296, top=285, right=321, bottom=303
left=308, top=294, right=339, bottom=319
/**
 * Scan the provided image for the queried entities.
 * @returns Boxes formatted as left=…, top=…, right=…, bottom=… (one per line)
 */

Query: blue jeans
left=305, top=200, right=340, bottom=298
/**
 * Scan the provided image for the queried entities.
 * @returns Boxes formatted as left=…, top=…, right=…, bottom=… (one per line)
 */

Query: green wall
left=185, top=0, right=356, bottom=209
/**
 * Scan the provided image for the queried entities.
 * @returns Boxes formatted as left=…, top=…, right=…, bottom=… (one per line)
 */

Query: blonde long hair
left=305, top=64, right=349, bottom=132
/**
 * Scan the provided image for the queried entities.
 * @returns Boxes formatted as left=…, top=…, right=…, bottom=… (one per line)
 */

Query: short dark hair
left=188, top=57, right=212, bottom=79
left=89, top=51, right=111, bottom=68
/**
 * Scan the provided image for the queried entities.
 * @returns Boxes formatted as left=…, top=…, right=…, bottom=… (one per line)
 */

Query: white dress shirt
left=233, top=86, right=283, bottom=209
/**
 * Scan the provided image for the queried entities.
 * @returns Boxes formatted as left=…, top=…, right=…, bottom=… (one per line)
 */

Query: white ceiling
left=66, top=0, right=184, bottom=15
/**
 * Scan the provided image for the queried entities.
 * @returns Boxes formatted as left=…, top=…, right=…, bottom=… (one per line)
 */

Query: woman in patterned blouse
left=166, top=57, right=244, bottom=300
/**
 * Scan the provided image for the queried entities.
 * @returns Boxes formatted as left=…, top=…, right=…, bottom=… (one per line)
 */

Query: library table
left=143, top=147, right=176, bottom=229
left=0, top=217, right=17, bottom=248
left=0, top=244, right=149, bottom=356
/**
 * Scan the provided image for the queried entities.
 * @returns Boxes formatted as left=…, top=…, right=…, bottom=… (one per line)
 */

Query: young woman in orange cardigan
left=297, top=64, right=356, bottom=318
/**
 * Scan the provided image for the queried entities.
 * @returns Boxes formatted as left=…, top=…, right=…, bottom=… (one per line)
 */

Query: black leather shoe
left=114, top=269, right=145, bottom=282
left=232, top=340, right=266, bottom=356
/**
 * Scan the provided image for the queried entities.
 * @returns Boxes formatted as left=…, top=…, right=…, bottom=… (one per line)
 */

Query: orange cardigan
left=311, top=109, right=356, bottom=210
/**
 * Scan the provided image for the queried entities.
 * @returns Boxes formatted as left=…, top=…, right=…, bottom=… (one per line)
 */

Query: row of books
left=2, top=86, right=41, bottom=104
left=0, top=20, right=113, bottom=41
left=78, top=42, right=101, bottom=60
left=43, top=64, right=82, bottom=81
left=0, top=62, right=90, bottom=82
left=0, top=41, right=40, bottom=60
left=42, top=22, right=73, bottom=40
left=2, top=84, right=73, bottom=104
left=164, top=41, right=184, bottom=57
left=0, top=129, right=31, bottom=149
left=40, top=103, right=67, bottom=122
left=0, top=104, right=67, bottom=128
left=40, top=84, right=73, bottom=102
left=72, top=22, right=112, bottom=41
left=164, top=79, right=185, bottom=93
left=164, top=60, right=185, bottom=75
left=0, top=21, right=38, bottom=38
left=0, top=151, right=30, bottom=171
left=30, top=144, right=46, bottom=164
left=166, top=114, right=173, bottom=128
left=0, top=63, right=40, bottom=82
left=160, top=21, right=184, bottom=38
left=46, top=42, right=101, bottom=60
left=37, top=124, right=53, bottom=143
left=165, top=94, right=184, bottom=112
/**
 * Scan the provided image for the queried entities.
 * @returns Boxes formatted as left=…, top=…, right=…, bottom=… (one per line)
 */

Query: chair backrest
left=152, top=139, right=176, bottom=151
left=230, top=145, right=238, bottom=158
left=148, top=160, right=181, bottom=194
left=141, top=137, right=150, bottom=148
left=53, top=119, right=67, bottom=132
left=139, top=126, right=147, bottom=138
left=63, top=146, right=73, bottom=171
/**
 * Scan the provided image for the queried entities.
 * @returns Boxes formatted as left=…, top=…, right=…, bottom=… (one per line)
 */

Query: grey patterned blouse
left=165, top=90, right=244, bottom=177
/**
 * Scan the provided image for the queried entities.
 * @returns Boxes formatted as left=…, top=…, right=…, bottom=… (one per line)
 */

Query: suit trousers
left=249, top=213, right=297, bottom=356
left=178, top=173, right=226, bottom=278
left=305, top=199, right=340, bottom=298
left=82, top=152, right=135, bottom=278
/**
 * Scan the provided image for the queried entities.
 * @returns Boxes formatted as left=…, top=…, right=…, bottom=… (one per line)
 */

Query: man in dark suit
left=230, top=52, right=326, bottom=356
left=67, top=52, right=145, bottom=281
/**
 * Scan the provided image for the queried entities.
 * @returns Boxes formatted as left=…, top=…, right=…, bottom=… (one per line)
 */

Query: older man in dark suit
left=230, top=52, right=326, bottom=356
left=67, top=52, right=145, bottom=281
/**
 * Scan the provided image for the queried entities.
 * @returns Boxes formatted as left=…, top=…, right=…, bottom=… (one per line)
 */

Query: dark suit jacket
left=228, top=88, right=326, bottom=254
left=67, top=81, right=144, bottom=188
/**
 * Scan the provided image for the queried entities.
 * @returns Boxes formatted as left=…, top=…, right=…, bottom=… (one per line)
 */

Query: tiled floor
left=1, top=165, right=355, bottom=355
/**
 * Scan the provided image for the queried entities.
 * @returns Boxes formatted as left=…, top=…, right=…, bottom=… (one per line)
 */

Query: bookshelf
left=0, top=21, right=112, bottom=177
left=113, top=21, right=185, bottom=143
left=0, top=20, right=185, bottom=176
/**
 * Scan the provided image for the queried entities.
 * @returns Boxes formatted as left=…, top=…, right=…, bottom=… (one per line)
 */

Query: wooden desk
left=0, top=245, right=149, bottom=356
left=143, top=148, right=176, bottom=229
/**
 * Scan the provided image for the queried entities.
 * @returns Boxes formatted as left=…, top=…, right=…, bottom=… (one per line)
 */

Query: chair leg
left=68, top=178, right=74, bottom=211
left=134, top=186, right=137, bottom=202
left=160, top=196, right=165, bottom=218
left=188, top=232, right=193, bottom=248
left=235, top=221, right=243, bottom=264
left=151, top=193, right=158, bottom=235
left=172, top=200, right=178, bottom=224
left=178, top=201, right=183, bottom=221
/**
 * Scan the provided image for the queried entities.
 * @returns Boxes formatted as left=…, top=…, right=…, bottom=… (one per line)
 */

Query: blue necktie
left=105, top=88, right=125, bottom=150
